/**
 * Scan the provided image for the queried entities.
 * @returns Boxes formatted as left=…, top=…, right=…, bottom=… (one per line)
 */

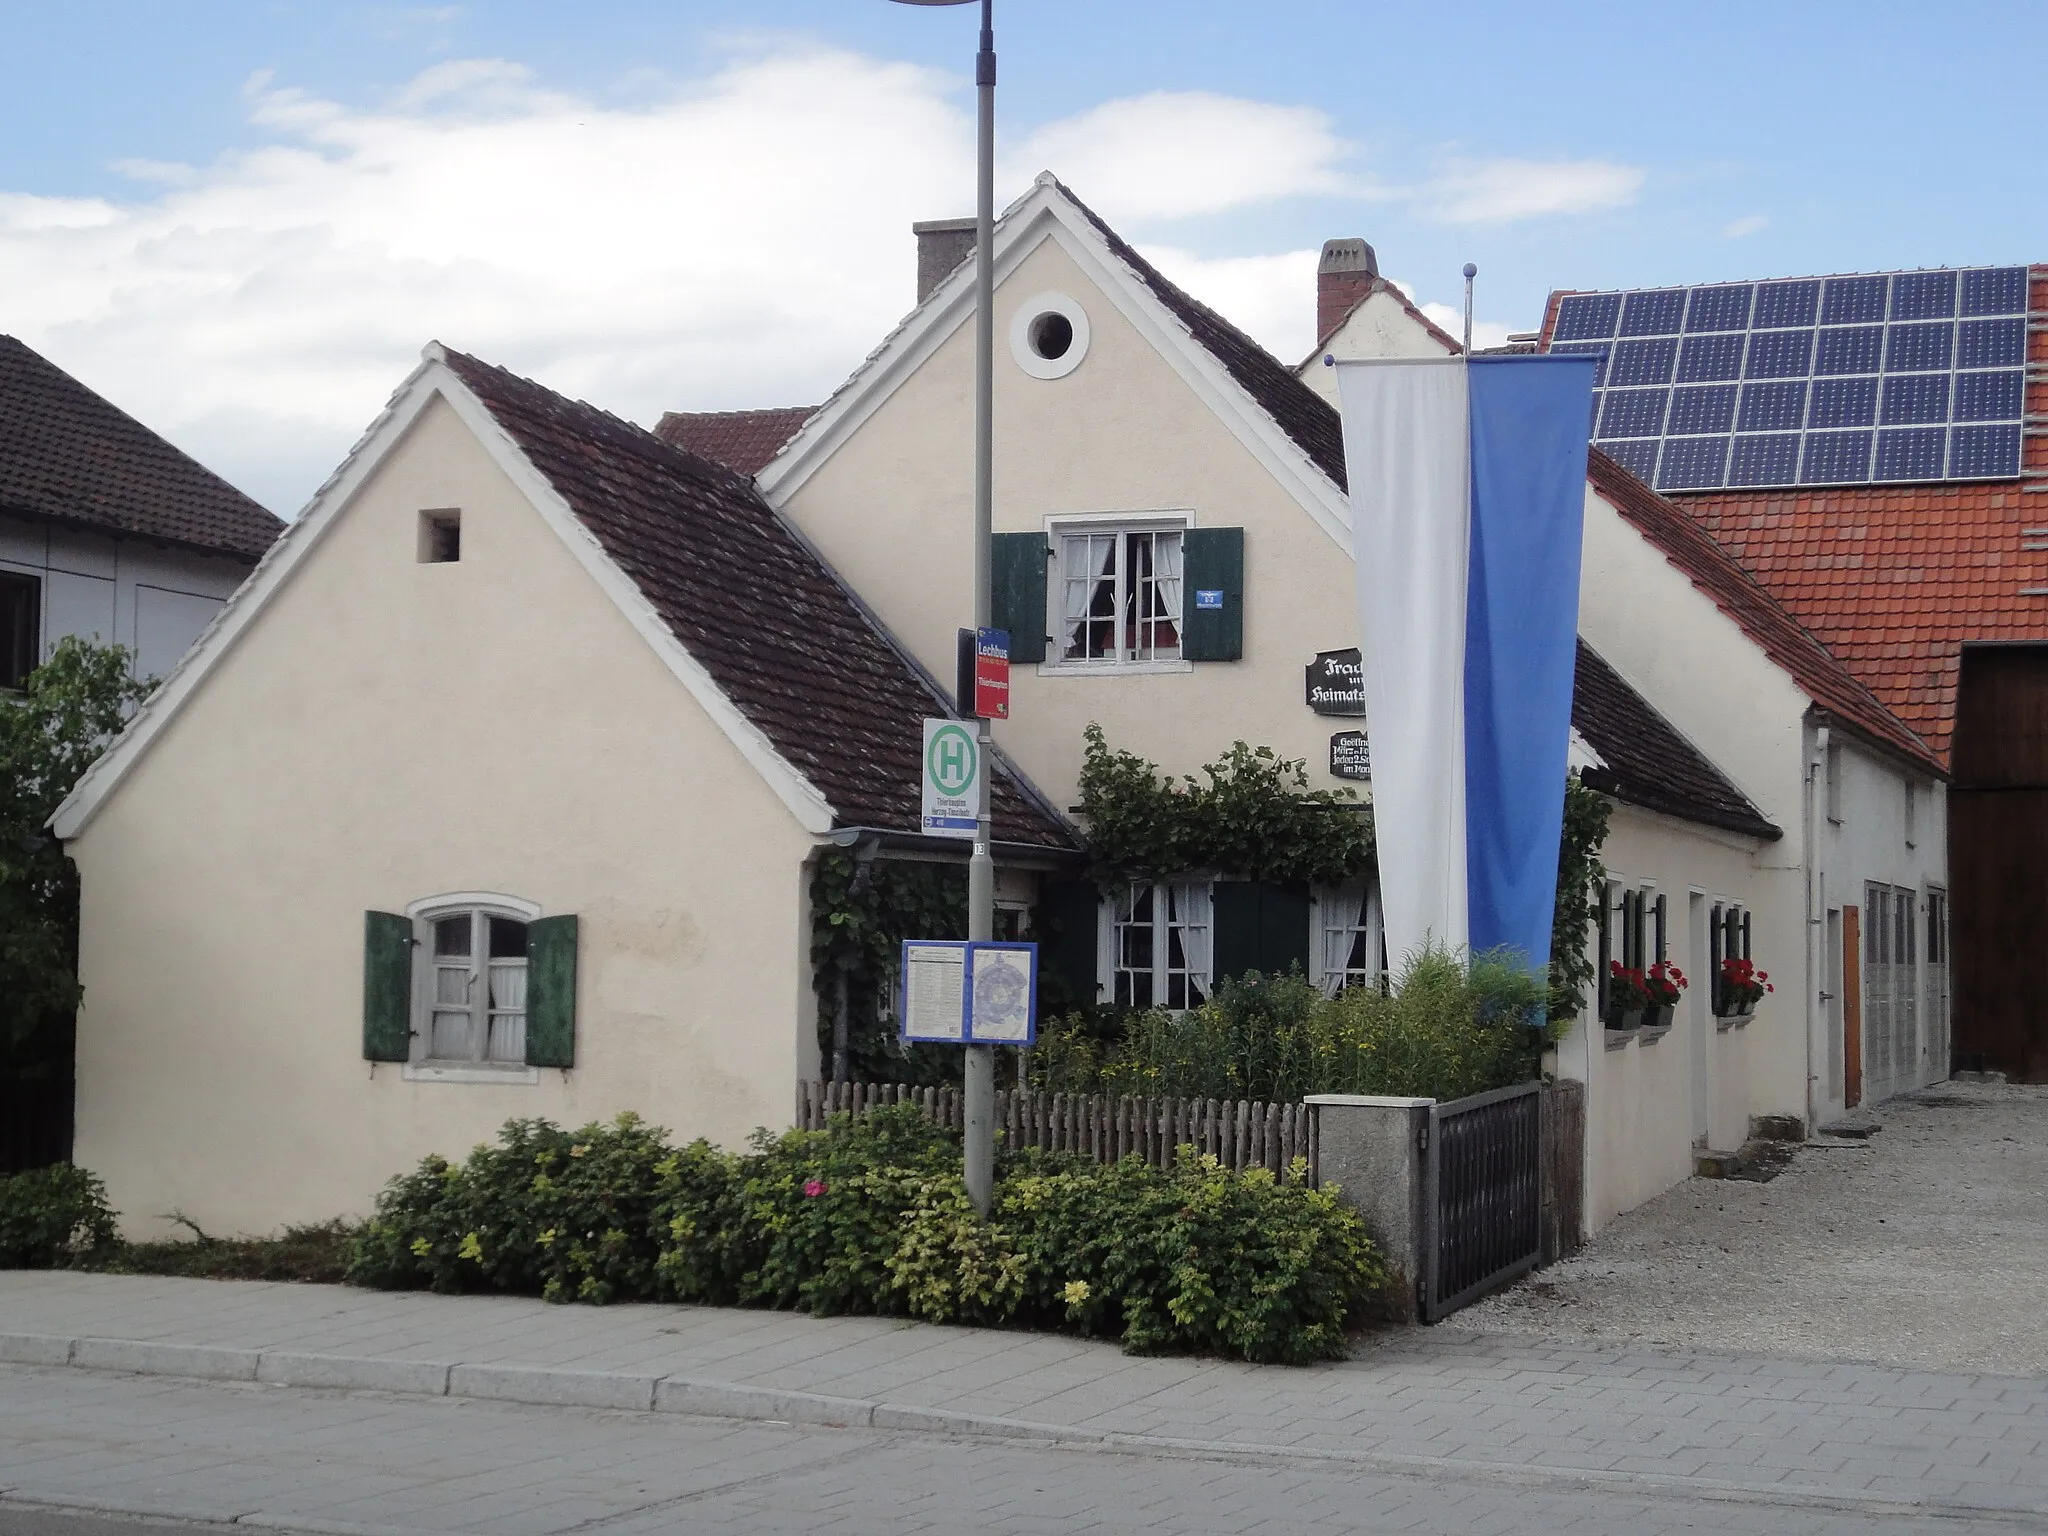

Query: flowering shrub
left=347, top=1106, right=1385, bottom=1364
left=1718, top=957, right=1772, bottom=1012
left=1643, top=962, right=1687, bottom=1008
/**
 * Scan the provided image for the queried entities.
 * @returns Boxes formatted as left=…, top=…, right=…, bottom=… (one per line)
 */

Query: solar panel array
left=1550, top=267, right=2033, bottom=492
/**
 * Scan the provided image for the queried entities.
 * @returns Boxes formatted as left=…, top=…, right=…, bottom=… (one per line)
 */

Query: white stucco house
left=695, top=175, right=1949, bottom=1229
left=51, top=347, right=1072, bottom=1237
left=0, top=336, right=281, bottom=687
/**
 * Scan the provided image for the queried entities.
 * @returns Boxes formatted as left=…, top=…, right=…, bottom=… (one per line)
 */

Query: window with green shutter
left=524, top=914, right=579, bottom=1069
left=990, top=533, right=1049, bottom=664
left=1211, top=879, right=1309, bottom=982
left=362, top=911, right=414, bottom=1062
left=1182, top=526, right=1244, bottom=662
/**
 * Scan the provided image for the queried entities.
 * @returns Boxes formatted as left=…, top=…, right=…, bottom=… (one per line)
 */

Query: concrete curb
left=0, top=1329, right=1095, bottom=1447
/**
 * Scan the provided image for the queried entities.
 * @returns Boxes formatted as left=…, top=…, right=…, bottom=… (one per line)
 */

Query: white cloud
left=0, top=53, right=1368, bottom=514
left=1721, top=213, right=1768, bottom=239
left=1138, top=245, right=1321, bottom=362
left=1008, top=92, right=1356, bottom=222
left=1422, top=157, right=1644, bottom=224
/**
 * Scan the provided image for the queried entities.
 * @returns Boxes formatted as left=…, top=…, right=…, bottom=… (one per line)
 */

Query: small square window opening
left=419, top=510, right=462, bottom=563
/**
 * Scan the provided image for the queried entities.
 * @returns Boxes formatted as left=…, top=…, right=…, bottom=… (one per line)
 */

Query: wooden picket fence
left=794, top=1079, right=1319, bottom=1182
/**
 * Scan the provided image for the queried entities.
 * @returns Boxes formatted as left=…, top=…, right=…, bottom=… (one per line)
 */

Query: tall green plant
left=808, top=849, right=966, bottom=1084
left=1, top=639, right=153, bottom=1072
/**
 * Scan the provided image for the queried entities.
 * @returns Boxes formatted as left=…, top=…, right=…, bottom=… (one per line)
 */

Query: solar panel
left=1558, top=264, right=2032, bottom=488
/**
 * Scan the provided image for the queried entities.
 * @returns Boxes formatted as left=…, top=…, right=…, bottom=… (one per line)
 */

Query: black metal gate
left=1422, top=1081, right=1542, bottom=1321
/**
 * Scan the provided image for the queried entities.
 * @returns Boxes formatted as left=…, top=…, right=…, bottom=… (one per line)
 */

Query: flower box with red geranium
left=1716, top=957, right=1771, bottom=1019
left=1642, top=961, right=1686, bottom=1031
left=1604, top=960, right=1651, bottom=1032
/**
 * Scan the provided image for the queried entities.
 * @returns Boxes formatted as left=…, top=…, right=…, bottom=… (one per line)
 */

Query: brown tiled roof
left=652, top=407, right=815, bottom=477
left=1056, top=181, right=1352, bottom=490
left=1586, top=449, right=1942, bottom=775
left=1573, top=640, right=1779, bottom=839
left=0, top=335, right=282, bottom=560
left=440, top=349, right=1073, bottom=850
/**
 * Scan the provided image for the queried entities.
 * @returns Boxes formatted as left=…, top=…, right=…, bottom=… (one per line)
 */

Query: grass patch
left=73, top=1219, right=360, bottom=1284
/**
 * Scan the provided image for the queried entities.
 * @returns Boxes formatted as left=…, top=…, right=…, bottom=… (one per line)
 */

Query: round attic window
left=1009, top=291, right=1090, bottom=380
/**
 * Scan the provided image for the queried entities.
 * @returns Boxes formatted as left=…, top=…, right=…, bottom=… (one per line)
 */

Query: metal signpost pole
left=892, top=0, right=997, bottom=1217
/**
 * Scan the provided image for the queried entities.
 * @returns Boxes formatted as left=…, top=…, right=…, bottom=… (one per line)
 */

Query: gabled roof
left=0, top=335, right=283, bottom=560
left=756, top=174, right=1355, bottom=548
left=53, top=345, right=1076, bottom=852
left=1572, top=640, right=1780, bottom=840
left=1586, top=449, right=1943, bottom=774
left=1298, top=275, right=1464, bottom=367
left=653, top=406, right=816, bottom=476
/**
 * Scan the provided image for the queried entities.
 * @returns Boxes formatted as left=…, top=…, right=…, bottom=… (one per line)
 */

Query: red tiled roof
left=1587, top=449, right=1943, bottom=774
left=1640, top=269, right=2048, bottom=768
left=0, top=335, right=282, bottom=560
left=441, top=350, right=1073, bottom=850
left=652, top=407, right=815, bottom=477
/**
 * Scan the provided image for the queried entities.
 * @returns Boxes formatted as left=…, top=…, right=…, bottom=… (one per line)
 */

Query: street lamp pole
left=893, top=0, right=998, bottom=1217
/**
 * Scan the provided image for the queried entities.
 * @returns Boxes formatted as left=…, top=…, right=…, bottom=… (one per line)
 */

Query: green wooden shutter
left=990, top=533, right=1050, bottom=664
left=362, top=911, right=413, bottom=1062
left=1181, top=527, right=1244, bottom=662
left=1035, top=879, right=1101, bottom=1010
left=1256, top=882, right=1312, bottom=978
left=1211, top=880, right=1262, bottom=982
left=525, top=914, right=579, bottom=1069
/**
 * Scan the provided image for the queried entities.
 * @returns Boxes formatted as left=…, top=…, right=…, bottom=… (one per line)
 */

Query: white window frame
left=404, top=891, right=542, bottom=1084
left=1102, top=877, right=1213, bottom=1010
left=1042, top=511, right=1194, bottom=675
left=1311, top=879, right=1385, bottom=996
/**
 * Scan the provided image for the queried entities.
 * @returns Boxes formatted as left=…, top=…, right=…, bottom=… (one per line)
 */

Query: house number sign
left=1305, top=648, right=1367, bottom=716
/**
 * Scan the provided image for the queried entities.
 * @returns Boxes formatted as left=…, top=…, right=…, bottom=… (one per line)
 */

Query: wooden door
left=1842, top=905, right=1862, bottom=1110
left=1952, top=646, right=2048, bottom=1081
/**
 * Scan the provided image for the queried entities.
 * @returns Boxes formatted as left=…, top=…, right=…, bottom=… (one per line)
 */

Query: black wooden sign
left=1329, top=730, right=1371, bottom=781
left=1306, top=648, right=1367, bottom=716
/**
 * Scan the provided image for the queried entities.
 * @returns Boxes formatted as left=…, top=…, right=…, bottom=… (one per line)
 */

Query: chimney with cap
left=913, top=217, right=978, bottom=304
left=1317, top=238, right=1380, bottom=344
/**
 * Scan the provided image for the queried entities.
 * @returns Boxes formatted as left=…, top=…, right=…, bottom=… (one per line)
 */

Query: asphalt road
left=0, top=1365, right=2018, bottom=1536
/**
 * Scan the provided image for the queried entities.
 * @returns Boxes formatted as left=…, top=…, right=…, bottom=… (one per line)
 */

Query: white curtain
left=1152, top=531, right=1184, bottom=649
left=487, top=960, right=528, bottom=1063
left=1171, top=878, right=1213, bottom=988
left=1064, top=534, right=1117, bottom=657
left=1317, top=881, right=1368, bottom=996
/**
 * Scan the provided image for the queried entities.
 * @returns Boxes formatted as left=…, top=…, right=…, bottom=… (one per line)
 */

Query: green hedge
left=0, top=1164, right=117, bottom=1267
left=348, top=1107, right=1385, bottom=1365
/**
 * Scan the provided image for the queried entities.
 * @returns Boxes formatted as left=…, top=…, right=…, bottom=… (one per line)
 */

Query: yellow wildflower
left=458, top=1232, right=484, bottom=1263
left=1061, top=1279, right=1091, bottom=1307
left=410, top=1237, right=432, bottom=1258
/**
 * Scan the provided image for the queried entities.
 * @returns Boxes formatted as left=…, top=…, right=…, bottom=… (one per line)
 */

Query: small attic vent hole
left=420, top=509, right=462, bottom=564
left=1028, top=311, right=1074, bottom=361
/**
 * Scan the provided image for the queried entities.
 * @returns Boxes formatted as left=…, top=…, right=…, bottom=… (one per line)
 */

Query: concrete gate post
left=1307, top=1094, right=1432, bottom=1322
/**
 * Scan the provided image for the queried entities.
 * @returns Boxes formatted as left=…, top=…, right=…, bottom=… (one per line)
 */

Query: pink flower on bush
left=803, top=1179, right=828, bottom=1199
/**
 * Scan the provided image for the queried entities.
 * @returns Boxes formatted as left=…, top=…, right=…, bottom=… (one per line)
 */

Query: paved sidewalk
left=10, top=1273, right=2048, bottom=1520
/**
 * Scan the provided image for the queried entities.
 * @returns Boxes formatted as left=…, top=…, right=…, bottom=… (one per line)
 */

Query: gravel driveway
left=1450, top=1080, right=2048, bottom=1373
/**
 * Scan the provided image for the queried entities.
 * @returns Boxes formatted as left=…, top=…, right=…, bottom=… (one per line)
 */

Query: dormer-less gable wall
left=776, top=229, right=1364, bottom=808
left=1297, top=287, right=1459, bottom=406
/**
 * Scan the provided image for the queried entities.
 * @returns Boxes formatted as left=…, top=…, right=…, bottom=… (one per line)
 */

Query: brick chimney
left=913, top=217, right=977, bottom=304
left=1317, top=238, right=1380, bottom=343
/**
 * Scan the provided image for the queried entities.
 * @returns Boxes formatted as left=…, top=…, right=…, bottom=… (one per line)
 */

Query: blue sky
left=1, top=0, right=2041, bottom=511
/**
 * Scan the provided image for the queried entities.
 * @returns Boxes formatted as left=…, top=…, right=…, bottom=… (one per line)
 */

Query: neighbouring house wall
left=777, top=231, right=1365, bottom=809
left=1553, top=802, right=1770, bottom=1229
left=1296, top=286, right=1457, bottom=405
left=1575, top=486, right=1816, bottom=1137
left=67, top=395, right=818, bottom=1240
left=0, top=512, right=254, bottom=681
left=1811, top=729, right=1951, bottom=1119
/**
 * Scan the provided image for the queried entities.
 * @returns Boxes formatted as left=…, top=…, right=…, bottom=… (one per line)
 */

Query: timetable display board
left=1551, top=267, right=2031, bottom=491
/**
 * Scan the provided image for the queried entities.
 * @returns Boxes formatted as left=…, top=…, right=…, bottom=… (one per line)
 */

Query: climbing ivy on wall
left=1549, top=773, right=1613, bottom=1021
left=808, top=848, right=965, bottom=1085
left=1075, top=724, right=1375, bottom=889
